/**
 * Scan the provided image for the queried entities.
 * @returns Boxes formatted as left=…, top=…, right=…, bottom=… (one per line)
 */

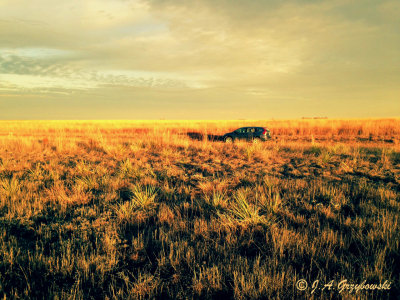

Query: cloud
left=137, top=0, right=400, bottom=105
left=0, top=48, right=204, bottom=95
left=0, top=0, right=399, bottom=118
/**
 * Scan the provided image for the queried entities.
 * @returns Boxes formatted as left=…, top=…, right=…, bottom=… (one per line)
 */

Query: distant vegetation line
left=0, top=118, right=399, bottom=138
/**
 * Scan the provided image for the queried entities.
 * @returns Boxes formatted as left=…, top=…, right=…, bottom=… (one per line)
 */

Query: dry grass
left=0, top=119, right=399, bottom=299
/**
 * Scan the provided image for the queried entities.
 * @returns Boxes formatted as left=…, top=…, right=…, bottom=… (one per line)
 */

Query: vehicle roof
left=236, top=126, right=265, bottom=129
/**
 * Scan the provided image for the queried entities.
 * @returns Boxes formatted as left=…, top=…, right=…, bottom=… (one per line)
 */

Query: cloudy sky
left=0, top=0, right=399, bottom=119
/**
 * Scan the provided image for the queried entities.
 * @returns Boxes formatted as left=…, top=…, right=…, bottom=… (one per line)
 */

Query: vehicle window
left=235, top=128, right=245, bottom=133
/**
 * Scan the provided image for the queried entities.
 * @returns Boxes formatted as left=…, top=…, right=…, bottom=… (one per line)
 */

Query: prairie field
left=0, top=119, right=399, bottom=299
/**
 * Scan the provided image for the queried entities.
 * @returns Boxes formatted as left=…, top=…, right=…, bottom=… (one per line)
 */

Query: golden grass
left=1, top=118, right=399, bottom=139
left=0, top=119, right=399, bottom=299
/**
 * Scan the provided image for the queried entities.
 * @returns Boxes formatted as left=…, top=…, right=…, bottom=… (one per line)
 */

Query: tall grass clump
left=130, top=185, right=158, bottom=210
left=256, top=177, right=282, bottom=214
left=117, top=158, right=142, bottom=180
left=223, top=188, right=266, bottom=226
left=256, top=188, right=282, bottom=214
left=204, top=190, right=228, bottom=208
left=0, top=177, right=21, bottom=200
left=115, top=184, right=158, bottom=224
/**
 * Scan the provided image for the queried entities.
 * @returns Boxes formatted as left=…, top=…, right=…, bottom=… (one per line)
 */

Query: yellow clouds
left=0, top=0, right=399, bottom=118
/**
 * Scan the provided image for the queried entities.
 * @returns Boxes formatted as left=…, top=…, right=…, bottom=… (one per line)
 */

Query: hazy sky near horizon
left=0, top=0, right=399, bottom=119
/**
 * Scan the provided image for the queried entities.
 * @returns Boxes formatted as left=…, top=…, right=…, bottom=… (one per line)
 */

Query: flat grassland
left=0, top=119, right=399, bottom=299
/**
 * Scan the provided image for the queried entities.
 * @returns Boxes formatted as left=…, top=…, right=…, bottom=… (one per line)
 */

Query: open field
left=0, top=119, right=399, bottom=299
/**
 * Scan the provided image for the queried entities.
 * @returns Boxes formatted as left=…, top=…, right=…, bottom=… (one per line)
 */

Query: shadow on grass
left=186, top=132, right=224, bottom=142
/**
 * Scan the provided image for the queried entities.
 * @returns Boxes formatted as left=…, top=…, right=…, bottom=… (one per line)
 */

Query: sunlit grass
left=224, top=188, right=266, bottom=226
left=0, top=119, right=399, bottom=299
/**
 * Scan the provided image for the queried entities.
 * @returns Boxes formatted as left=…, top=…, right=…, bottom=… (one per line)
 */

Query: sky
left=0, top=0, right=399, bottom=119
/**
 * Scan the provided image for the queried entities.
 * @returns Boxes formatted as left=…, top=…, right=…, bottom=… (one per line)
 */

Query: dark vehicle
left=223, top=127, right=271, bottom=143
